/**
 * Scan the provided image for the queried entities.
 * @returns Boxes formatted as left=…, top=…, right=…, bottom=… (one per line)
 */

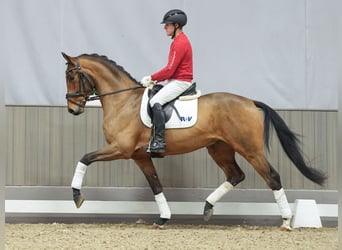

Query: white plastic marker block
left=291, top=199, right=322, bottom=228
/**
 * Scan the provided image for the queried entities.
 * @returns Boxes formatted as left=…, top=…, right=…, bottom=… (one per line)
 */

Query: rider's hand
left=140, top=75, right=154, bottom=87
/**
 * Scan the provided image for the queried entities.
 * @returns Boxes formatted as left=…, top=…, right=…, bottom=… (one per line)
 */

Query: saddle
left=147, top=83, right=198, bottom=123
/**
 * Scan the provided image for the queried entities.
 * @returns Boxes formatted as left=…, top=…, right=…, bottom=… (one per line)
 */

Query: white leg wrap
left=206, top=181, right=233, bottom=206
left=71, top=162, right=88, bottom=190
left=155, top=192, right=171, bottom=219
left=273, top=188, right=292, bottom=219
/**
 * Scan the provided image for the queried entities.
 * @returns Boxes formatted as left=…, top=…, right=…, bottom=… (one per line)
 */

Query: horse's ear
left=61, top=52, right=76, bottom=65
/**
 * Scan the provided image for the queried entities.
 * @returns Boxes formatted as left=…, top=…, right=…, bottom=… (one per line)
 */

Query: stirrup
left=142, top=139, right=166, bottom=153
left=148, top=142, right=166, bottom=153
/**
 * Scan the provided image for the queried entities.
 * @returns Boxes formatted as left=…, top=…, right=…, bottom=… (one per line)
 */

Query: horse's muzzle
left=68, top=107, right=83, bottom=116
left=66, top=98, right=85, bottom=116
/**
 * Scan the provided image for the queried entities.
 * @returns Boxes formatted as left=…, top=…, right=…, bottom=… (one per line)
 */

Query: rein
left=65, top=58, right=144, bottom=106
left=86, top=86, right=144, bottom=101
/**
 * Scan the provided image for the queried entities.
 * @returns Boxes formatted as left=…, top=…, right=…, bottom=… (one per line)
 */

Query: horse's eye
left=68, top=75, right=75, bottom=81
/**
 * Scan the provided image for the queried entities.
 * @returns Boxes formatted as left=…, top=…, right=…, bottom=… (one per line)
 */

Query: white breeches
left=149, top=79, right=191, bottom=106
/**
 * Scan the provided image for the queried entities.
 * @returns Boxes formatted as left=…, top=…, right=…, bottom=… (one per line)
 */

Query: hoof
left=280, top=226, right=292, bottom=232
left=153, top=218, right=169, bottom=229
left=72, top=188, right=85, bottom=208
left=74, top=195, right=85, bottom=208
left=203, top=201, right=214, bottom=222
left=280, top=218, right=292, bottom=232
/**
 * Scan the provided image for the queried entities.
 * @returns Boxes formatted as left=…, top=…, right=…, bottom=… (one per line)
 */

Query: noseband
left=65, top=58, right=144, bottom=107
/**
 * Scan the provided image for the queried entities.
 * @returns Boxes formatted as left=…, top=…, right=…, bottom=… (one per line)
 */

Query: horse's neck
left=83, top=58, right=142, bottom=114
left=87, top=64, right=134, bottom=97
left=101, top=88, right=143, bottom=120
left=95, top=76, right=142, bottom=114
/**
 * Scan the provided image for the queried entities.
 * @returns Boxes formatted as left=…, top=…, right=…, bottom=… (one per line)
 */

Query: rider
left=140, top=9, right=193, bottom=153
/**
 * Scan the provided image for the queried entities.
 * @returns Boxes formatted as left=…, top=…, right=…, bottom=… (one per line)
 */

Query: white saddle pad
left=140, top=88, right=198, bottom=129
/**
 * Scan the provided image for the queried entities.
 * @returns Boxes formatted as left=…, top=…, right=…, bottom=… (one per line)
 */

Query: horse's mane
left=79, top=53, right=139, bottom=84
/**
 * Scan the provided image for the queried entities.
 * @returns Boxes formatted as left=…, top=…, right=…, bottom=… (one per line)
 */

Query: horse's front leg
left=134, top=157, right=171, bottom=228
left=71, top=145, right=124, bottom=208
left=71, top=160, right=87, bottom=208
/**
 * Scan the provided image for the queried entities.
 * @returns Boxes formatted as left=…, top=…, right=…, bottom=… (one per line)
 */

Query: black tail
left=254, top=100, right=326, bottom=186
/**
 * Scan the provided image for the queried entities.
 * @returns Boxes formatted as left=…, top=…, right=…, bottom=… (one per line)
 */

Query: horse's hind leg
left=245, top=152, right=292, bottom=231
left=204, top=141, right=246, bottom=221
left=134, top=156, right=171, bottom=228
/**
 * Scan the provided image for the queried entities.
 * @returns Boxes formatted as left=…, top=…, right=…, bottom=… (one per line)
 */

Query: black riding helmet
left=161, top=9, right=187, bottom=27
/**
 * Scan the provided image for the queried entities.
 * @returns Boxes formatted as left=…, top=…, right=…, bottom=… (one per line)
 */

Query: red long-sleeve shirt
left=151, top=32, right=193, bottom=83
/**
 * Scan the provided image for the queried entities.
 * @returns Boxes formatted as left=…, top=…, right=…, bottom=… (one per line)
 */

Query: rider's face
left=164, top=23, right=175, bottom=36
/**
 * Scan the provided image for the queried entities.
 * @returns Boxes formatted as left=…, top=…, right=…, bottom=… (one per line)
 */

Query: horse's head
left=62, top=52, right=95, bottom=115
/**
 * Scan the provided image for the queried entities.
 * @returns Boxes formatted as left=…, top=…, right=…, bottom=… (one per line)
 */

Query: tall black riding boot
left=149, top=103, right=166, bottom=153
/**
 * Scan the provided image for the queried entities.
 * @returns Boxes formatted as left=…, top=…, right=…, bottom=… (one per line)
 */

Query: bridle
left=65, top=58, right=144, bottom=107
left=65, top=58, right=95, bottom=108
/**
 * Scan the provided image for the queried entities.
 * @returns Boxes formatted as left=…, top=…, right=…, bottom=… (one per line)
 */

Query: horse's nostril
left=68, top=108, right=81, bottom=116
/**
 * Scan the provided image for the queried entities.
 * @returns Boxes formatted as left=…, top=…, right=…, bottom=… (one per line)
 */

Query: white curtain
left=0, top=0, right=340, bottom=109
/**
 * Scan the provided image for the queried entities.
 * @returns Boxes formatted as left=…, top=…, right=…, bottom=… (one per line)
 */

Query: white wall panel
left=0, top=0, right=340, bottom=109
left=5, top=106, right=337, bottom=190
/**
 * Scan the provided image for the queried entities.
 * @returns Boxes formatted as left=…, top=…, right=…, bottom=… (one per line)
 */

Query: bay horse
left=62, top=52, right=326, bottom=231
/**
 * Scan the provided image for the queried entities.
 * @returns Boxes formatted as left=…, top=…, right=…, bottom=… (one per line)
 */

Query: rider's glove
left=140, top=75, right=155, bottom=87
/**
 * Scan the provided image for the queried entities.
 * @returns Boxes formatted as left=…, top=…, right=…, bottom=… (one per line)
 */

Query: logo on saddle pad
left=140, top=87, right=199, bottom=129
